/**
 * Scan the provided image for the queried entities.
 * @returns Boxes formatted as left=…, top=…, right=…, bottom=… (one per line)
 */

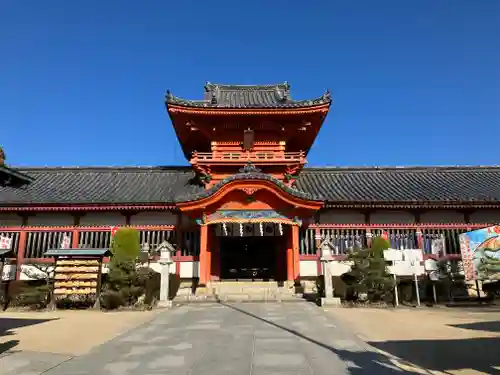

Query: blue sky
left=1, top=1, right=498, bottom=167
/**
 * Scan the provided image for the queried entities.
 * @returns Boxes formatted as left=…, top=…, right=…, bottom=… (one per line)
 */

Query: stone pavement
left=1, top=302, right=415, bottom=375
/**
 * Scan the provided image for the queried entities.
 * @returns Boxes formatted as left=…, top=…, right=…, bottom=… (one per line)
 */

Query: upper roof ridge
left=204, top=82, right=290, bottom=91
left=303, top=165, right=500, bottom=172
left=11, top=165, right=194, bottom=172
left=166, top=81, right=330, bottom=109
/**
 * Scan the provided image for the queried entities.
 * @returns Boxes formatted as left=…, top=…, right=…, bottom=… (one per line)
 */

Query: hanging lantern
left=278, top=223, right=283, bottom=236
left=259, top=222, right=264, bottom=236
left=222, top=223, right=228, bottom=236
left=240, top=223, right=244, bottom=237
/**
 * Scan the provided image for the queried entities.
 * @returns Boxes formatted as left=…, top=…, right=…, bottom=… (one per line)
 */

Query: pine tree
left=343, top=236, right=395, bottom=303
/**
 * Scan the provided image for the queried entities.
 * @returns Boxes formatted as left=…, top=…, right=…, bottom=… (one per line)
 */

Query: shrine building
left=1, top=82, right=500, bottom=286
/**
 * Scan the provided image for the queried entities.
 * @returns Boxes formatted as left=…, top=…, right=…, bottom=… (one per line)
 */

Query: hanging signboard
left=385, top=248, right=424, bottom=276
left=459, top=225, right=500, bottom=281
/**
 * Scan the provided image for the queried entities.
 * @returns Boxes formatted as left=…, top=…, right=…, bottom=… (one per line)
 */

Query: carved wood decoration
left=240, top=187, right=260, bottom=196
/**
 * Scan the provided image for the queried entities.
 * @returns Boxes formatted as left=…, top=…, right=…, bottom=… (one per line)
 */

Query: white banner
left=431, top=235, right=446, bottom=256
left=0, top=235, right=12, bottom=250
left=60, top=234, right=71, bottom=249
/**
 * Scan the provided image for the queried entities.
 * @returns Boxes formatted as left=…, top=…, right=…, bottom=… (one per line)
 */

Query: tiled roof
left=0, top=165, right=34, bottom=187
left=1, top=165, right=500, bottom=207
left=0, top=167, right=202, bottom=206
left=176, top=163, right=322, bottom=203
left=296, top=166, right=500, bottom=204
left=165, top=82, right=331, bottom=109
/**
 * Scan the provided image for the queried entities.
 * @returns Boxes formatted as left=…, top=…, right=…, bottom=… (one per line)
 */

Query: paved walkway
left=1, top=303, right=410, bottom=375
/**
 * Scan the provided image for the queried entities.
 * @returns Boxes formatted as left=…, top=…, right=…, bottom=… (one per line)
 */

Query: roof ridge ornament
left=323, top=89, right=331, bottom=101
left=204, top=81, right=213, bottom=92
left=239, top=162, right=262, bottom=174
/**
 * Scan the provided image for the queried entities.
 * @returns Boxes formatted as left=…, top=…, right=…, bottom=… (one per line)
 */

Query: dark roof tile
left=176, top=163, right=321, bottom=203
left=0, top=167, right=203, bottom=206
left=166, top=82, right=331, bottom=109
left=1, top=166, right=500, bottom=207
left=294, top=166, right=500, bottom=203
left=0, top=165, right=34, bottom=187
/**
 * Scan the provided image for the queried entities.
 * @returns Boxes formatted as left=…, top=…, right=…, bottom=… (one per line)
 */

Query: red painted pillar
left=199, top=225, right=208, bottom=285
left=15, top=230, right=27, bottom=280
left=71, top=229, right=79, bottom=249
left=286, top=226, right=294, bottom=281
left=206, top=229, right=212, bottom=282
left=292, top=225, right=300, bottom=281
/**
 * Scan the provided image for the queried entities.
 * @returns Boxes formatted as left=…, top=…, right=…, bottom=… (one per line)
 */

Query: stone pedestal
left=158, top=242, right=174, bottom=308
left=320, top=297, right=342, bottom=306
left=320, top=239, right=341, bottom=307
left=157, top=300, right=173, bottom=308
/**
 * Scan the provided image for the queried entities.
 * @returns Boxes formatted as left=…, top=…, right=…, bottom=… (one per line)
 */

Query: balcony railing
left=190, top=151, right=305, bottom=164
left=0, top=223, right=491, bottom=275
left=0, top=225, right=201, bottom=266
left=299, top=224, right=486, bottom=258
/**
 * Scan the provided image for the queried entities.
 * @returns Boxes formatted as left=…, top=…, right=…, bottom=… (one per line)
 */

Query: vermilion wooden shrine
left=168, top=82, right=329, bottom=284
left=1, top=82, right=500, bottom=285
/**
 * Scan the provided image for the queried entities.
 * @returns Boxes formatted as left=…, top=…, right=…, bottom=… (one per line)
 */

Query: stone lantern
left=157, top=241, right=175, bottom=307
left=319, top=235, right=341, bottom=306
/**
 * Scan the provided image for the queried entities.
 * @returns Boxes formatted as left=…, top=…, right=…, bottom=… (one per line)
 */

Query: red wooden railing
left=190, top=151, right=305, bottom=164
left=0, top=225, right=201, bottom=274
left=0, top=222, right=492, bottom=279
left=299, top=223, right=493, bottom=261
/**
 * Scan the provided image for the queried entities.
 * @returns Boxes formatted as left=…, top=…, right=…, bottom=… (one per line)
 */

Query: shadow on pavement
left=370, top=337, right=500, bottom=374
left=449, top=320, right=500, bottom=333
left=0, top=317, right=57, bottom=355
left=222, top=303, right=419, bottom=374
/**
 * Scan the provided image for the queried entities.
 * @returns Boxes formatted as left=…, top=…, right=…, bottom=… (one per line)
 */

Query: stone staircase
left=173, top=281, right=303, bottom=303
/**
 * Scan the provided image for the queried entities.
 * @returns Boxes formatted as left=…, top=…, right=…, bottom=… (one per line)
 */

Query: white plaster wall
left=299, top=260, right=318, bottom=277
left=319, top=209, right=365, bottom=224
left=420, top=210, right=464, bottom=224
left=319, top=209, right=499, bottom=226
left=147, top=261, right=175, bottom=274
left=180, top=261, right=199, bottom=278
left=0, top=213, right=22, bottom=227
left=129, top=212, right=177, bottom=226
left=370, top=210, right=415, bottom=224
left=329, top=261, right=353, bottom=276
left=26, top=213, right=74, bottom=226
left=470, top=209, right=500, bottom=224
left=79, top=212, right=127, bottom=226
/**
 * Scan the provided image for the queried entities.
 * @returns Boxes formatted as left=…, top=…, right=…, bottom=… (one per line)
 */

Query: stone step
left=173, top=281, right=301, bottom=303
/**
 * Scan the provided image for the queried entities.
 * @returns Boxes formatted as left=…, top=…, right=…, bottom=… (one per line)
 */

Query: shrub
left=342, top=236, right=394, bottom=303
left=10, top=282, right=50, bottom=310
left=100, top=228, right=163, bottom=310
left=111, top=227, right=141, bottom=261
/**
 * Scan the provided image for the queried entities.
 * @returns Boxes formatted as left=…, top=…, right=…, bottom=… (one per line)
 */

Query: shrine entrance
left=215, top=223, right=287, bottom=281
left=175, top=177, right=324, bottom=286
left=219, top=237, right=276, bottom=280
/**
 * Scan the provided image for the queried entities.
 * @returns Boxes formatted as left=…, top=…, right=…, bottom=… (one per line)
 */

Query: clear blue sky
left=1, top=1, right=498, bottom=167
